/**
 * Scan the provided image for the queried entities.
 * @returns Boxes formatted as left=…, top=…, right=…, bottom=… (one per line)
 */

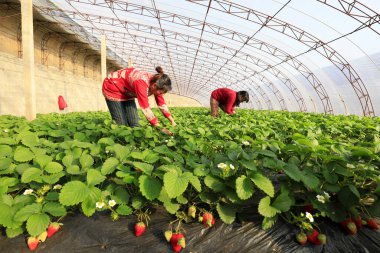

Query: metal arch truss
left=56, top=1, right=335, bottom=113
left=186, top=0, right=375, bottom=116
left=56, top=21, right=286, bottom=110
left=37, top=6, right=315, bottom=112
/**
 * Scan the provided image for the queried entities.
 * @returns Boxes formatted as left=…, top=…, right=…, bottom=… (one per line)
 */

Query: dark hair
left=235, top=91, right=249, bottom=107
left=150, top=66, right=172, bottom=92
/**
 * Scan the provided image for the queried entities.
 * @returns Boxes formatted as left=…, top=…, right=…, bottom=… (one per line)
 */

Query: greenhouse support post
left=21, top=0, right=36, bottom=120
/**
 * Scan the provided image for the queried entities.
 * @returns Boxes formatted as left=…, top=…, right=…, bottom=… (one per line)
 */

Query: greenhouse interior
left=0, top=0, right=380, bottom=252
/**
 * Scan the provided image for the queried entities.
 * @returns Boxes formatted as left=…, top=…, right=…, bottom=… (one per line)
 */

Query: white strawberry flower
left=96, top=201, right=105, bottom=209
left=23, top=189, right=34, bottom=195
left=108, top=199, right=116, bottom=207
left=229, top=164, right=235, bottom=170
left=53, top=184, right=62, bottom=190
left=317, top=195, right=325, bottom=203
left=217, top=163, right=227, bottom=169
left=105, top=150, right=109, bottom=154
left=165, top=140, right=169, bottom=143
left=305, top=212, right=314, bottom=222
left=3, top=129, right=9, bottom=133
left=346, top=163, right=355, bottom=169
left=323, top=191, right=330, bottom=201
left=242, top=141, right=250, bottom=146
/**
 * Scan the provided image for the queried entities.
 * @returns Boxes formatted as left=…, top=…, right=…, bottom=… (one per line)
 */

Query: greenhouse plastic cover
left=1, top=205, right=380, bottom=253
left=30, top=0, right=380, bottom=116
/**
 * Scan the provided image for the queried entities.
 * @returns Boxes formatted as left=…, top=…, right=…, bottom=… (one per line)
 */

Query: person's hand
left=161, top=128, right=174, bottom=136
left=171, top=121, right=177, bottom=127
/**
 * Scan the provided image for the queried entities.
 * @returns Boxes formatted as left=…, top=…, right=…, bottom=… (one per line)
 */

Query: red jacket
left=211, top=88, right=237, bottom=114
left=102, top=68, right=171, bottom=126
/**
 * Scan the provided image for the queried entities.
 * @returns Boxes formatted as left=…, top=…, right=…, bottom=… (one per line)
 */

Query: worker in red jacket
left=210, top=88, right=249, bottom=117
left=102, top=66, right=176, bottom=135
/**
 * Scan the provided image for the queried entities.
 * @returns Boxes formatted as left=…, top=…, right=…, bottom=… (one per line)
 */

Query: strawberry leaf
left=42, top=202, right=66, bottom=217
left=216, top=203, right=236, bottom=224
left=21, top=168, right=42, bottom=183
left=236, top=175, right=254, bottom=200
left=14, top=203, right=42, bottom=222
left=101, top=157, right=119, bottom=175
left=14, top=146, right=34, bottom=162
left=26, top=213, right=50, bottom=236
left=81, top=186, right=101, bottom=217
left=164, top=171, right=189, bottom=198
left=44, top=162, right=63, bottom=174
left=5, top=227, right=23, bottom=238
left=250, top=172, right=274, bottom=197
left=59, top=181, right=90, bottom=206
left=258, top=196, right=280, bottom=218
left=283, top=164, right=302, bottom=182
left=139, top=175, right=162, bottom=200
left=262, top=216, right=277, bottom=230
left=80, top=154, right=94, bottom=168
left=132, top=162, right=154, bottom=175
left=204, top=175, right=225, bottom=192
left=116, top=205, right=133, bottom=216
left=87, top=169, right=106, bottom=186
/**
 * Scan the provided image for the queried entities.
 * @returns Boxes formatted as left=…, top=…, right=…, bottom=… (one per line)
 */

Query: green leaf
left=62, top=154, right=74, bottom=167
left=164, top=171, right=189, bottom=198
left=112, top=188, right=130, bottom=205
left=21, top=133, right=39, bottom=147
left=163, top=201, right=180, bottom=214
left=44, top=162, right=63, bottom=174
left=0, top=145, right=13, bottom=157
left=236, top=175, right=254, bottom=200
left=258, top=196, right=280, bottom=218
left=14, top=146, right=35, bottom=162
left=250, top=172, right=274, bottom=197
left=87, top=169, right=106, bottom=186
left=21, top=167, right=42, bottom=183
left=59, top=181, right=90, bottom=206
left=80, top=154, right=94, bottom=168
left=0, top=203, right=14, bottom=227
left=6, top=227, right=24, bottom=238
left=14, top=203, right=42, bottom=222
left=239, top=160, right=257, bottom=171
left=98, top=137, right=115, bottom=146
left=131, top=196, right=145, bottom=209
left=42, top=202, right=67, bottom=217
left=187, top=174, right=202, bottom=192
left=26, top=213, right=50, bottom=237
left=301, top=170, right=320, bottom=190
left=0, top=158, right=12, bottom=170
left=283, top=164, right=302, bottom=182
left=139, top=175, right=162, bottom=200
left=272, top=192, right=292, bottom=212
left=337, top=185, right=360, bottom=207
left=204, top=175, right=225, bottom=192
left=66, top=165, right=81, bottom=175
left=42, top=172, right=65, bottom=184
left=114, top=144, right=130, bottom=161
left=176, top=195, right=188, bottom=204
left=101, top=157, right=119, bottom=175
left=116, top=205, right=133, bottom=216
left=82, top=186, right=101, bottom=217
left=216, top=203, right=236, bottom=224
left=262, top=216, right=277, bottom=230
left=34, top=154, right=52, bottom=168
left=132, top=162, right=154, bottom=176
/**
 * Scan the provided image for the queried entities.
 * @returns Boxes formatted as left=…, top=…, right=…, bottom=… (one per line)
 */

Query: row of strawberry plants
left=0, top=109, right=379, bottom=250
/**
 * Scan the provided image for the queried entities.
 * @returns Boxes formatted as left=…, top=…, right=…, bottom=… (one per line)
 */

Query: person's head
left=235, top=91, right=249, bottom=106
left=150, top=66, right=172, bottom=95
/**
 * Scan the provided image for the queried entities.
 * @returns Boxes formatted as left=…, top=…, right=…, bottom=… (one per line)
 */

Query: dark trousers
left=105, top=99, right=140, bottom=127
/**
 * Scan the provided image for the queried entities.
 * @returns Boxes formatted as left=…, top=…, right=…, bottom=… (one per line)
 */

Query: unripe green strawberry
left=296, top=232, right=307, bottom=245
left=198, top=216, right=203, bottom=222
left=178, top=237, right=186, bottom=248
left=188, top=205, right=196, bottom=218
left=347, top=221, right=357, bottom=235
left=164, top=230, right=172, bottom=242
left=317, top=234, right=326, bottom=245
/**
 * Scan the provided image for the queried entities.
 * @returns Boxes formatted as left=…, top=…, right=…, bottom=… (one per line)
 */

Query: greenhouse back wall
left=0, top=0, right=380, bottom=252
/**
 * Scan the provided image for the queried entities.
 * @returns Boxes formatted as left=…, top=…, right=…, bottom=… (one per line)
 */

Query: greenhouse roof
left=32, top=0, right=380, bottom=115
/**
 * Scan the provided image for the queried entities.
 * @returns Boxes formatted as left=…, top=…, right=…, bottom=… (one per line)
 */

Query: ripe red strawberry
left=164, top=230, right=173, bottom=242
left=27, top=237, right=39, bottom=251
left=170, top=233, right=184, bottom=252
left=303, top=204, right=314, bottom=213
left=354, top=216, right=363, bottom=229
left=47, top=222, right=61, bottom=238
left=134, top=222, right=146, bottom=237
left=188, top=205, right=196, bottom=218
left=366, top=219, right=379, bottom=230
left=295, top=232, right=307, bottom=245
left=307, top=229, right=320, bottom=245
left=203, top=212, right=215, bottom=228
left=317, top=234, right=326, bottom=245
